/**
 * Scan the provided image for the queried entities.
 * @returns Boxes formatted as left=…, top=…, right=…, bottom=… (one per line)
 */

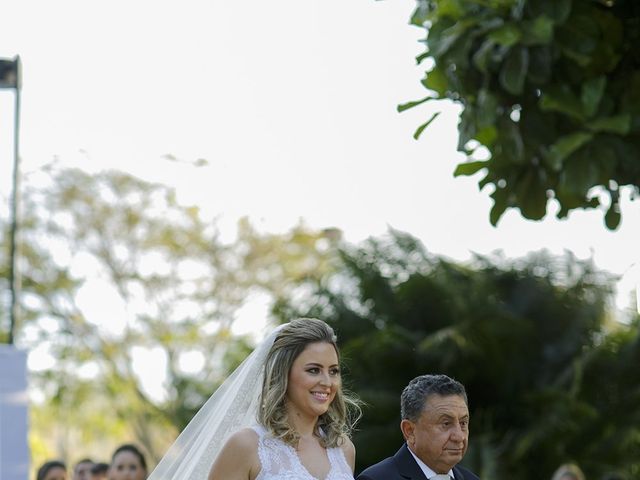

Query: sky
left=2, top=0, right=639, bottom=340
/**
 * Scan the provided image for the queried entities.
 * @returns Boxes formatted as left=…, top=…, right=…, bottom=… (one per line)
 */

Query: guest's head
left=90, top=462, right=109, bottom=480
left=109, top=444, right=147, bottom=480
left=72, top=459, right=94, bottom=480
left=258, top=318, right=360, bottom=447
left=37, top=460, right=67, bottom=480
left=400, top=374, right=470, bottom=474
left=551, top=463, right=586, bottom=480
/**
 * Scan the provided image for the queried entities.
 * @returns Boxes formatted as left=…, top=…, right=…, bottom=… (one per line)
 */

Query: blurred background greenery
left=275, top=229, right=639, bottom=479
left=1, top=163, right=637, bottom=479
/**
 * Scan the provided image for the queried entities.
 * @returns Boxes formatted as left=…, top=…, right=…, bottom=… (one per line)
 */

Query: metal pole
left=7, top=56, right=21, bottom=345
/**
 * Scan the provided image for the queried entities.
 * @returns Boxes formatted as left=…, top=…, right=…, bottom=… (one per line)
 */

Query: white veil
left=147, top=324, right=285, bottom=480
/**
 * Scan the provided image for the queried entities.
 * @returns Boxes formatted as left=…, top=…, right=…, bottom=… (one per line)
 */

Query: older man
left=357, top=374, right=480, bottom=480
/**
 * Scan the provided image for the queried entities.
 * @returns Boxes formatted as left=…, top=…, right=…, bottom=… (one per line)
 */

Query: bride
left=147, top=318, right=361, bottom=480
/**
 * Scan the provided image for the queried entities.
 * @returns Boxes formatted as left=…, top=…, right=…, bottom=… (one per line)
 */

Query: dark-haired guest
left=90, top=462, right=109, bottom=480
left=36, top=460, right=67, bottom=480
left=73, top=459, right=94, bottom=480
left=109, top=444, right=147, bottom=480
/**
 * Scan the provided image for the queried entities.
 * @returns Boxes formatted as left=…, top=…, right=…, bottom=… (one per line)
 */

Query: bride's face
left=286, top=341, right=341, bottom=420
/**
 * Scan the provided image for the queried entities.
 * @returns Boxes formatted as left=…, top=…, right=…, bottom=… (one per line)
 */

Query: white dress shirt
left=406, top=444, right=454, bottom=479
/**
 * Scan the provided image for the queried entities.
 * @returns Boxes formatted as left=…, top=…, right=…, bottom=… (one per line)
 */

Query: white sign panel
left=0, top=345, right=29, bottom=480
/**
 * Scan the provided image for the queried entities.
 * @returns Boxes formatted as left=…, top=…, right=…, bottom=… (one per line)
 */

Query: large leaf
left=539, top=84, right=585, bottom=121
left=410, top=0, right=431, bottom=27
left=413, top=112, right=441, bottom=140
left=427, top=21, right=468, bottom=58
left=472, top=39, right=497, bottom=74
left=591, top=10, right=624, bottom=73
left=527, top=0, right=572, bottom=24
left=475, top=125, right=498, bottom=147
left=521, top=16, right=555, bottom=46
left=558, top=154, right=600, bottom=196
left=489, top=186, right=510, bottom=226
left=476, top=89, right=498, bottom=128
left=587, top=114, right=632, bottom=135
left=489, top=23, right=522, bottom=47
left=458, top=105, right=478, bottom=150
left=500, top=119, right=525, bottom=164
left=421, top=66, right=448, bottom=97
left=527, top=46, right=552, bottom=84
left=557, top=12, right=600, bottom=66
left=515, top=168, right=548, bottom=220
left=437, top=0, right=466, bottom=20
left=397, top=96, right=433, bottom=113
left=546, top=132, right=593, bottom=171
left=581, top=76, right=607, bottom=119
left=454, top=161, right=489, bottom=177
left=499, top=46, right=529, bottom=95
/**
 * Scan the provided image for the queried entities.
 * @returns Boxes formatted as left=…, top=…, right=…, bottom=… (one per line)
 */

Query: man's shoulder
left=455, top=464, right=480, bottom=480
left=355, top=455, right=397, bottom=480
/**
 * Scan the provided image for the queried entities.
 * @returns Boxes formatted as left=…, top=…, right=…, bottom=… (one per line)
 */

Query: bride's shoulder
left=339, top=437, right=356, bottom=472
left=224, top=427, right=261, bottom=451
left=209, top=428, right=261, bottom=480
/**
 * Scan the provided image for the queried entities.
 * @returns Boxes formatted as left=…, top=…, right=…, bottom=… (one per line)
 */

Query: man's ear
left=400, top=419, right=415, bottom=443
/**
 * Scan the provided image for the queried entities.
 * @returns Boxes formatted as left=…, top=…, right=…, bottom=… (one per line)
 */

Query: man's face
left=73, top=462, right=93, bottom=480
left=401, top=393, right=469, bottom=474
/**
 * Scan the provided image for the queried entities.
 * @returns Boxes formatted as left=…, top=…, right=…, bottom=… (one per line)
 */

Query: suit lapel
left=394, top=444, right=428, bottom=480
left=452, top=466, right=464, bottom=479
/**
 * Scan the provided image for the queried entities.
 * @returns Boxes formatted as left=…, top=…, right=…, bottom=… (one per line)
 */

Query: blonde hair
left=551, top=463, right=586, bottom=480
left=257, top=318, right=361, bottom=447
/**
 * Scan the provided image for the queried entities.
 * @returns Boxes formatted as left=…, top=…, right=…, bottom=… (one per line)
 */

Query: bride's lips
left=311, top=391, right=331, bottom=401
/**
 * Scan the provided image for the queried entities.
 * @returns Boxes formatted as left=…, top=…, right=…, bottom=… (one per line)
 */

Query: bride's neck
left=287, top=411, right=319, bottom=438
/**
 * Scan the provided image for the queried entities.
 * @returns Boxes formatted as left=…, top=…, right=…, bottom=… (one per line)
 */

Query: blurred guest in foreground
left=72, top=459, right=94, bottom=480
left=36, top=460, right=68, bottom=480
left=108, top=444, right=147, bottom=480
left=90, top=462, right=110, bottom=480
left=551, top=463, right=586, bottom=480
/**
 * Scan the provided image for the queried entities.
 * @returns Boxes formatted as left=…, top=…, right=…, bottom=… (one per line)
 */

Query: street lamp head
left=0, top=56, right=20, bottom=89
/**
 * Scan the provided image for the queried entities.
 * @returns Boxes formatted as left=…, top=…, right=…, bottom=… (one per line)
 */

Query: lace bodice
left=251, top=425, right=354, bottom=480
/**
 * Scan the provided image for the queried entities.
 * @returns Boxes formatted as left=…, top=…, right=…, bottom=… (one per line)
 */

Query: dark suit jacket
left=356, top=444, right=480, bottom=480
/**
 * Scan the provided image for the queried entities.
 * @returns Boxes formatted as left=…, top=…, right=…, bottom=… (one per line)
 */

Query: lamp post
left=0, top=55, right=21, bottom=345
left=0, top=55, right=28, bottom=480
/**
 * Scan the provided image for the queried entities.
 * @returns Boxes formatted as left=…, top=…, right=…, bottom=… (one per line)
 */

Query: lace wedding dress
left=251, top=425, right=354, bottom=480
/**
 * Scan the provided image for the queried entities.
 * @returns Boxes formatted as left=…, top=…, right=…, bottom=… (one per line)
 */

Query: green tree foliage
left=1, top=163, right=338, bottom=465
left=406, top=0, right=640, bottom=229
left=274, top=229, right=640, bottom=479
